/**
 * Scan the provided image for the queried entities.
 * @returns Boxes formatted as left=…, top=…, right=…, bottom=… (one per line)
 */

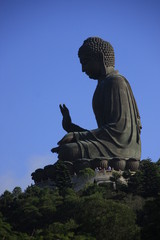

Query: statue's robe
left=73, top=70, right=141, bottom=160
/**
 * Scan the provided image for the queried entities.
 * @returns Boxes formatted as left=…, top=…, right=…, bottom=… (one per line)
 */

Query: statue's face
left=80, top=54, right=102, bottom=80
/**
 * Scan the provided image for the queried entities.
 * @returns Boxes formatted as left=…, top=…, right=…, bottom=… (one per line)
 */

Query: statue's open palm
left=59, top=104, right=72, bottom=132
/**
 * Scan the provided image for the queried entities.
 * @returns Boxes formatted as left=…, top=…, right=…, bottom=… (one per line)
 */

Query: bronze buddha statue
left=51, top=37, right=142, bottom=172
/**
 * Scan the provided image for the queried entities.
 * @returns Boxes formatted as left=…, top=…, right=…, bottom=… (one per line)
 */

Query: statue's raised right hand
left=59, top=104, right=72, bottom=132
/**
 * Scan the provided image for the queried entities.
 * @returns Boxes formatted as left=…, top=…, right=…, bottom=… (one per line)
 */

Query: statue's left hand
left=57, top=132, right=75, bottom=145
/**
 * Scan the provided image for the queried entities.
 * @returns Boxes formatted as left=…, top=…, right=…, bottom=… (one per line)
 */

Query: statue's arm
left=70, top=126, right=104, bottom=141
left=67, top=123, right=87, bottom=132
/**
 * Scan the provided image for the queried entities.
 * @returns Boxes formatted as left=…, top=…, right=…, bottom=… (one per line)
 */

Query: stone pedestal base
left=31, top=158, right=140, bottom=185
left=73, top=158, right=140, bottom=172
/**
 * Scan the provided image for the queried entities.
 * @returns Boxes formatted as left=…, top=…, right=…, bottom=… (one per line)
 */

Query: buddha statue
left=51, top=37, right=142, bottom=172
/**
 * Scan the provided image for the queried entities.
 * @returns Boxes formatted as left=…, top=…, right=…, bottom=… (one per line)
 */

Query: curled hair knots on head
left=78, top=37, right=115, bottom=67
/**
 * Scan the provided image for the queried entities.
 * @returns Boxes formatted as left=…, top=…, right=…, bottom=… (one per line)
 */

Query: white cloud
left=0, top=172, right=21, bottom=195
left=27, top=154, right=57, bottom=173
left=0, top=154, right=57, bottom=195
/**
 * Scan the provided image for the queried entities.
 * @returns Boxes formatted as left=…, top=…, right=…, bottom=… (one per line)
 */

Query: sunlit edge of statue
left=51, top=37, right=142, bottom=172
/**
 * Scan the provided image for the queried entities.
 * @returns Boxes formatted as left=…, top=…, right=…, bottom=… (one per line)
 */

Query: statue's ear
left=99, top=53, right=107, bottom=75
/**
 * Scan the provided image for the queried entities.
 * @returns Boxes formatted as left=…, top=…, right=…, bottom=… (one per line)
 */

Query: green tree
left=77, top=194, right=140, bottom=240
left=56, top=188, right=80, bottom=222
left=34, top=219, right=95, bottom=240
left=0, top=190, right=13, bottom=216
left=127, top=170, right=144, bottom=195
left=12, top=187, right=22, bottom=199
left=54, top=161, right=72, bottom=194
left=79, top=168, right=95, bottom=179
left=140, top=196, right=160, bottom=240
left=128, top=159, right=160, bottom=197
left=156, top=158, right=160, bottom=166
left=0, top=186, right=63, bottom=234
left=0, top=212, right=16, bottom=240
left=0, top=212, right=32, bottom=240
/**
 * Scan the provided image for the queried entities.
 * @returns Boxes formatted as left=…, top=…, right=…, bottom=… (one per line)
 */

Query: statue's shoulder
left=106, top=73, right=127, bottom=87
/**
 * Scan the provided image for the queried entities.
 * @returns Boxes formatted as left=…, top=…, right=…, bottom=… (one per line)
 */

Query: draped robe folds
left=73, top=70, right=142, bottom=160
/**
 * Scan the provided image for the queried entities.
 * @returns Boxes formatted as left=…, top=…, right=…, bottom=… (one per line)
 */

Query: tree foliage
left=54, top=161, right=72, bottom=194
left=79, top=168, right=95, bottom=179
left=77, top=195, right=140, bottom=240
left=128, top=159, right=160, bottom=197
left=140, top=196, right=160, bottom=240
left=0, top=158, right=160, bottom=239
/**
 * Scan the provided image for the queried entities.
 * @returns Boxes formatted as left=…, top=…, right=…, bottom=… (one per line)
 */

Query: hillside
left=0, top=158, right=160, bottom=240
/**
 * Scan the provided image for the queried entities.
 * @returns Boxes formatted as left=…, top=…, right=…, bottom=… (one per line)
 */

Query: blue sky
left=0, top=0, right=160, bottom=194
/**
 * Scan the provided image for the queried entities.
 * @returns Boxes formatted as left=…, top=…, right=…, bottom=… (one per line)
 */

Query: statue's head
left=78, top=37, right=115, bottom=79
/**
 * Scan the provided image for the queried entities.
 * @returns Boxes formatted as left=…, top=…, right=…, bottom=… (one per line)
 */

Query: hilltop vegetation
left=1, top=159, right=160, bottom=240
